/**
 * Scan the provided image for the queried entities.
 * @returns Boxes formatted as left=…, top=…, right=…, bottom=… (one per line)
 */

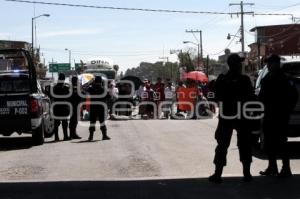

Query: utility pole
left=229, top=1, right=254, bottom=56
left=206, top=55, right=209, bottom=76
left=292, top=16, right=300, bottom=23
left=170, top=49, right=182, bottom=82
left=159, top=56, right=169, bottom=80
left=185, top=29, right=203, bottom=67
left=51, top=58, right=54, bottom=79
left=31, top=18, right=34, bottom=60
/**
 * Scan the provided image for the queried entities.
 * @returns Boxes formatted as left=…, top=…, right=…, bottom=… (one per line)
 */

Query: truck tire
left=32, top=122, right=45, bottom=146
left=44, top=117, right=55, bottom=138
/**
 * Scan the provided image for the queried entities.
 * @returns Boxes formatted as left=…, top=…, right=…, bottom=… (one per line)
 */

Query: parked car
left=254, top=58, right=300, bottom=147
left=0, top=49, right=54, bottom=145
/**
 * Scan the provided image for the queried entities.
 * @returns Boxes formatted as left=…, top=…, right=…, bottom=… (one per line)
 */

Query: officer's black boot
left=279, top=158, right=292, bottom=178
left=243, top=162, right=253, bottom=182
left=88, top=130, right=94, bottom=141
left=208, top=165, right=223, bottom=183
left=260, top=159, right=278, bottom=176
left=63, top=127, right=70, bottom=141
left=53, top=120, right=60, bottom=141
left=70, top=128, right=81, bottom=139
left=54, top=128, right=59, bottom=142
left=54, top=123, right=59, bottom=142
left=101, top=126, right=110, bottom=140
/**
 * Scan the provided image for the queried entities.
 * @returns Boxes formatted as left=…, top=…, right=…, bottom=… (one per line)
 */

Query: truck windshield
left=0, top=51, right=29, bottom=72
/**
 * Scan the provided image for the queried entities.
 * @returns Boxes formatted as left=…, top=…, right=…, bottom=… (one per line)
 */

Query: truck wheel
left=44, top=117, right=55, bottom=138
left=32, top=123, right=45, bottom=146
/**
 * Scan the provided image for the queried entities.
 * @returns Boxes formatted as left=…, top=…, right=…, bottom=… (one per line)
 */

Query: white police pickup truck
left=0, top=49, right=54, bottom=145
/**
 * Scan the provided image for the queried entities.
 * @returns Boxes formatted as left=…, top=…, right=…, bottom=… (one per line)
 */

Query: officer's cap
left=58, top=73, right=65, bottom=81
left=227, top=53, right=245, bottom=66
left=94, top=76, right=102, bottom=83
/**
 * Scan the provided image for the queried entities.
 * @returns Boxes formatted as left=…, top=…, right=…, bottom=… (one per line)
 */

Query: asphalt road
left=1, top=118, right=300, bottom=198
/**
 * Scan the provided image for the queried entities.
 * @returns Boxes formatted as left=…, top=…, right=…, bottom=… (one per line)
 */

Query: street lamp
left=227, top=33, right=241, bottom=41
left=227, top=33, right=248, bottom=74
left=65, top=48, right=72, bottom=70
left=31, top=14, right=50, bottom=61
left=183, top=41, right=200, bottom=69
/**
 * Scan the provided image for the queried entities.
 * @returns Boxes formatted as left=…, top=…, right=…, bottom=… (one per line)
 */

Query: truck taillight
left=30, top=98, right=39, bottom=113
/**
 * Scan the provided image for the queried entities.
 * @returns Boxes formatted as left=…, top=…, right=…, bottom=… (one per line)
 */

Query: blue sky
left=1, top=0, right=300, bottom=72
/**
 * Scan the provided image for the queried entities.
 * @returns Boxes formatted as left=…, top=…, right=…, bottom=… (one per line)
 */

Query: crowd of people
left=49, top=72, right=214, bottom=142
left=135, top=77, right=212, bottom=119
left=48, top=53, right=299, bottom=183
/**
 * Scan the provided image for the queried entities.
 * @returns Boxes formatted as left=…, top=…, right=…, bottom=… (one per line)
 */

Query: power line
left=41, top=47, right=162, bottom=54
left=208, top=29, right=240, bottom=56
left=229, top=1, right=254, bottom=55
left=5, top=0, right=295, bottom=16
left=41, top=49, right=161, bottom=57
left=274, top=2, right=300, bottom=11
left=4, top=0, right=233, bottom=15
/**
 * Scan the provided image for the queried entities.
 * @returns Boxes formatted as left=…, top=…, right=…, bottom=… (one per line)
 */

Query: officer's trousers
left=69, top=113, right=78, bottom=136
left=263, top=117, right=290, bottom=168
left=213, top=119, right=252, bottom=166
left=89, top=106, right=107, bottom=134
left=54, top=119, right=68, bottom=139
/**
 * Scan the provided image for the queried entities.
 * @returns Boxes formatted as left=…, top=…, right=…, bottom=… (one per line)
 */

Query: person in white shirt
left=137, top=79, right=147, bottom=101
left=163, top=81, right=175, bottom=119
left=108, top=80, right=118, bottom=118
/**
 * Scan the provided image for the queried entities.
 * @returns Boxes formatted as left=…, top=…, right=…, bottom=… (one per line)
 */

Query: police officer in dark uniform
left=259, top=54, right=298, bottom=177
left=209, top=54, right=255, bottom=183
left=52, top=73, right=70, bottom=141
left=87, top=76, right=111, bottom=141
left=68, top=76, right=82, bottom=139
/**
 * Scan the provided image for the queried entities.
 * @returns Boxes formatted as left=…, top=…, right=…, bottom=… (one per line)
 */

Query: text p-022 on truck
left=0, top=49, right=54, bottom=145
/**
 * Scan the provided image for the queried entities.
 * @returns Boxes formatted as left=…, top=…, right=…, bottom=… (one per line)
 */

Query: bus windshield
left=84, top=69, right=116, bottom=80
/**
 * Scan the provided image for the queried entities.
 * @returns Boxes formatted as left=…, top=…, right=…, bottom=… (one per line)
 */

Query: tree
left=124, top=61, right=179, bottom=83
left=178, top=52, right=194, bottom=72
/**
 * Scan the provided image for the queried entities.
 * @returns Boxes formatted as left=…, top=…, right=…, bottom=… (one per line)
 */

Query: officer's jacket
left=259, top=70, right=298, bottom=120
left=215, top=72, right=255, bottom=119
left=52, top=83, right=70, bottom=117
left=87, top=83, right=111, bottom=104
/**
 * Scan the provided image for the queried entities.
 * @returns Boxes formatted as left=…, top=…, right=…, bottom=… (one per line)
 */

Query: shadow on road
left=252, top=141, right=300, bottom=160
left=0, top=137, right=32, bottom=151
left=1, top=175, right=300, bottom=199
left=72, top=140, right=101, bottom=143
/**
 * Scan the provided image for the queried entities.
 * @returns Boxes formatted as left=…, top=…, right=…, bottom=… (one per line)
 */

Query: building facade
left=249, top=24, right=300, bottom=68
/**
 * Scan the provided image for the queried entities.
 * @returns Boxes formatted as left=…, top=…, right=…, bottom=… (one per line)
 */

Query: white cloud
left=38, top=29, right=102, bottom=38
left=0, top=32, right=10, bottom=39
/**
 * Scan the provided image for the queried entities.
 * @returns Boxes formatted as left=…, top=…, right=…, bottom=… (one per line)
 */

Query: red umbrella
left=185, top=71, right=208, bottom=83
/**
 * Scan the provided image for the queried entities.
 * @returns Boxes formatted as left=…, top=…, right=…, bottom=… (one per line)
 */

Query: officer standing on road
left=52, top=73, right=70, bottom=141
left=87, top=76, right=111, bottom=141
left=68, top=76, right=82, bottom=140
left=209, top=53, right=255, bottom=183
left=259, top=54, right=298, bottom=177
